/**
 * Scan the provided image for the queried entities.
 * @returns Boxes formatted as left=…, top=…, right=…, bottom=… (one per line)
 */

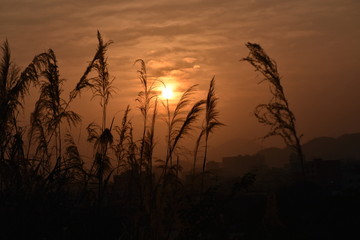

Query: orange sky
left=1, top=0, right=360, bottom=162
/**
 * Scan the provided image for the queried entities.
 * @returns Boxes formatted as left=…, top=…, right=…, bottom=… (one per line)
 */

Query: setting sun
left=161, top=87, right=174, bottom=99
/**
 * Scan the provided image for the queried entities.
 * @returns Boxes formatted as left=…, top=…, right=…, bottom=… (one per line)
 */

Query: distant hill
left=208, top=138, right=261, bottom=162
left=217, top=133, right=360, bottom=168
left=302, top=133, right=360, bottom=161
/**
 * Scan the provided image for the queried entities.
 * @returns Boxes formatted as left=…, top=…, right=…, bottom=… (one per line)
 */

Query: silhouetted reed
left=0, top=40, right=38, bottom=192
left=0, top=34, right=231, bottom=240
left=192, top=76, right=224, bottom=192
left=242, top=42, right=305, bottom=181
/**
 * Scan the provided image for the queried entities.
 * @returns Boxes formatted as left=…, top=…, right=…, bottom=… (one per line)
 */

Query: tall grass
left=77, top=31, right=117, bottom=205
left=242, top=42, right=305, bottom=181
left=0, top=34, right=227, bottom=239
left=194, top=76, right=224, bottom=192
left=0, top=40, right=37, bottom=191
left=163, top=84, right=205, bottom=173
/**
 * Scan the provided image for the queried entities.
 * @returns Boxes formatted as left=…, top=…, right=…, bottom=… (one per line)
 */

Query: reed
left=242, top=42, right=305, bottom=181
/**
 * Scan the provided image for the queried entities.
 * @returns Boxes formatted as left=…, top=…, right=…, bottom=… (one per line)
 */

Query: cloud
left=147, top=59, right=174, bottom=69
left=183, top=57, right=197, bottom=63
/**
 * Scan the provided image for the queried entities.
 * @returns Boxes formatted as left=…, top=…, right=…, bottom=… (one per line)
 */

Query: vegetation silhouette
left=0, top=35, right=358, bottom=240
left=193, top=76, right=224, bottom=192
left=241, top=43, right=305, bottom=181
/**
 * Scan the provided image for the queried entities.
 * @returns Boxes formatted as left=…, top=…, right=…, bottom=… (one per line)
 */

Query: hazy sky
left=1, top=0, right=360, bottom=160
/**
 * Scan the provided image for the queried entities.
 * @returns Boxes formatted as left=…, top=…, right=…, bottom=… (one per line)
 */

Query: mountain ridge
left=210, top=133, right=360, bottom=168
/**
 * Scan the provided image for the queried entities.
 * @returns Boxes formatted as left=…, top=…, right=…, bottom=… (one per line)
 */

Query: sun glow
left=161, top=87, right=174, bottom=99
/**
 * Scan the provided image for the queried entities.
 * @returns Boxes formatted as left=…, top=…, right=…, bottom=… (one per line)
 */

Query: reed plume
left=242, top=42, right=305, bottom=181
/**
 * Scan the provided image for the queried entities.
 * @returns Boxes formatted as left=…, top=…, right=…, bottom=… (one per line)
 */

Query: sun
left=161, top=86, right=174, bottom=99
